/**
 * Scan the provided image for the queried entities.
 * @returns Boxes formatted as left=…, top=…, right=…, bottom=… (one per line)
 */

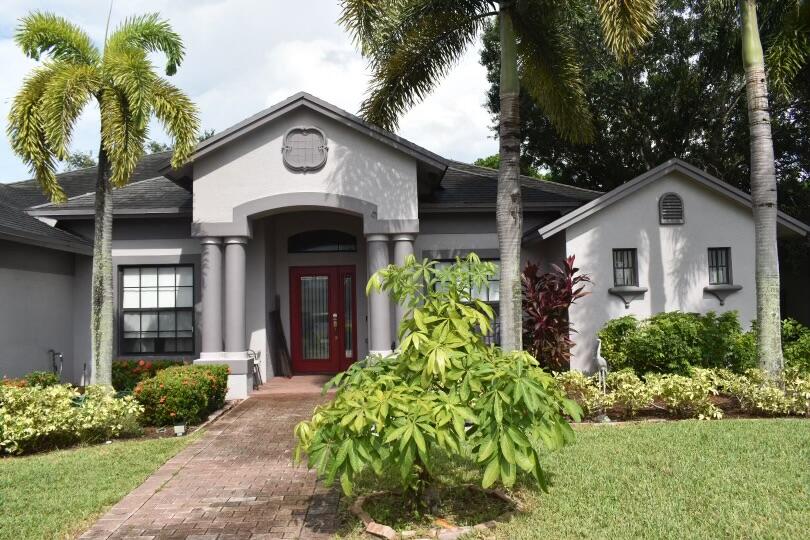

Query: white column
left=392, top=234, right=416, bottom=332
left=224, top=236, right=248, bottom=354
left=200, top=237, right=223, bottom=355
left=367, top=234, right=392, bottom=354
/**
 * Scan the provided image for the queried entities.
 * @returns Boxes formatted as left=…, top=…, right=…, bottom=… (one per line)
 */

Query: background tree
left=61, top=149, right=97, bottom=171
left=340, top=0, right=657, bottom=351
left=483, top=0, right=810, bottom=372
left=8, top=12, right=198, bottom=385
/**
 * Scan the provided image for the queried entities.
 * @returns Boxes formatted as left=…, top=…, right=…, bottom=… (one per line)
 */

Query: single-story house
left=1, top=92, right=808, bottom=397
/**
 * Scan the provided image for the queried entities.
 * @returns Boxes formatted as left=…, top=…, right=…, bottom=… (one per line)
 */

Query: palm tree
left=710, top=0, right=809, bottom=379
left=8, top=12, right=199, bottom=385
left=340, top=0, right=657, bottom=351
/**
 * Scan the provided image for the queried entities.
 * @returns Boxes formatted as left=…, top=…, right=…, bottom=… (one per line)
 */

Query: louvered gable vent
left=659, top=193, right=684, bottom=224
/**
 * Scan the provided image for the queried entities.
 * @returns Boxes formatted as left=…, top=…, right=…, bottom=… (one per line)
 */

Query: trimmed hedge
left=0, top=384, right=143, bottom=455
left=134, top=364, right=228, bottom=426
left=598, top=311, right=756, bottom=374
left=599, top=312, right=810, bottom=375
left=112, top=359, right=185, bottom=391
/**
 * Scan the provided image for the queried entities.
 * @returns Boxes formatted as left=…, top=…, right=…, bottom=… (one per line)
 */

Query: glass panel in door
left=300, top=275, right=330, bottom=360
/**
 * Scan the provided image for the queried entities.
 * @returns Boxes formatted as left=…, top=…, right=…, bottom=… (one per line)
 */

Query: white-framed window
left=434, top=259, right=500, bottom=345
left=120, top=265, right=194, bottom=354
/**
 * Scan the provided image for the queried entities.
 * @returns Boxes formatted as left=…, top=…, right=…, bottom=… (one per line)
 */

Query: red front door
left=290, top=266, right=357, bottom=373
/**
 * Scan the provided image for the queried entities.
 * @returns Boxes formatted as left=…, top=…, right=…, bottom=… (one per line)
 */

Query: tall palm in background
left=710, top=0, right=809, bottom=379
left=340, top=0, right=657, bottom=351
left=8, top=12, right=198, bottom=385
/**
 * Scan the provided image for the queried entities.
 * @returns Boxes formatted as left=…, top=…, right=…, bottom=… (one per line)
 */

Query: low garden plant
left=112, top=359, right=185, bottom=391
left=294, top=254, right=581, bottom=513
left=134, top=364, right=228, bottom=426
left=555, top=366, right=810, bottom=420
left=0, top=383, right=143, bottom=455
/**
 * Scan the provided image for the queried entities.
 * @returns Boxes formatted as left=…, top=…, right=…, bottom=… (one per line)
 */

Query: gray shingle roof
left=29, top=175, right=192, bottom=216
left=420, top=161, right=602, bottom=210
left=5, top=151, right=174, bottom=209
left=0, top=184, right=92, bottom=253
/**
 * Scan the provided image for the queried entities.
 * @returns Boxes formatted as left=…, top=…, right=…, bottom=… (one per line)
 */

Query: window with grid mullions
left=612, top=249, right=638, bottom=287
left=120, top=265, right=194, bottom=354
left=708, top=247, right=731, bottom=285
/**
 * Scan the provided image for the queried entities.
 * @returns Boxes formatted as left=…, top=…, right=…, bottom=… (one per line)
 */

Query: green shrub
left=0, top=384, right=143, bottom=455
left=606, top=369, right=655, bottom=417
left=598, top=311, right=756, bottom=374
left=646, top=371, right=723, bottom=420
left=295, top=254, right=580, bottom=505
left=134, top=364, right=228, bottom=426
left=112, top=359, right=185, bottom=391
left=598, top=316, right=638, bottom=369
left=782, top=319, right=810, bottom=373
left=24, top=371, right=60, bottom=387
left=554, top=370, right=614, bottom=418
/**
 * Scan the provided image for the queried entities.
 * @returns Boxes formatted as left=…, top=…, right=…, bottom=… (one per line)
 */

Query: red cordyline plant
left=522, top=256, right=591, bottom=370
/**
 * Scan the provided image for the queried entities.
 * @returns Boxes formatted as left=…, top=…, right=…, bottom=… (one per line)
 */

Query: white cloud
left=0, top=1, right=497, bottom=183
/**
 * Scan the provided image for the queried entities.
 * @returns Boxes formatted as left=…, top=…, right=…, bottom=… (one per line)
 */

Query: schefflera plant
left=294, top=254, right=581, bottom=508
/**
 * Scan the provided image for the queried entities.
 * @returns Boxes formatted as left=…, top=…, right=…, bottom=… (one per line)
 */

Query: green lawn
left=494, top=419, right=810, bottom=539
left=339, top=419, right=810, bottom=539
left=0, top=435, right=197, bottom=540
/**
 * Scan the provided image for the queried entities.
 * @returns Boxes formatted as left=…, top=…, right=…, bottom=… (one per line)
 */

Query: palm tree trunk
left=740, top=0, right=784, bottom=380
left=91, top=143, right=114, bottom=386
left=496, top=3, right=523, bottom=352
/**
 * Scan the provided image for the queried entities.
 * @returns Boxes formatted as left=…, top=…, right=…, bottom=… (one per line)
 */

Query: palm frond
left=100, top=87, right=147, bottom=187
left=360, top=5, right=487, bottom=130
left=6, top=65, right=65, bottom=202
left=767, top=0, right=810, bottom=96
left=339, top=0, right=391, bottom=55
left=103, top=48, right=156, bottom=127
left=15, top=11, right=100, bottom=65
left=514, top=7, right=595, bottom=143
left=40, top=63, right=100, bottom=160
left=106, top=13, right=184, bottom=76
left=596, top=0, right=658, bottom=61
left=150, top=78, right=199, bottom=167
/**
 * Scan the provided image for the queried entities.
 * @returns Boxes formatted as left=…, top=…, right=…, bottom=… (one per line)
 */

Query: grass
left=0, top=434, right=198, bottom=540
left=339, top=419, right=810, bottom=539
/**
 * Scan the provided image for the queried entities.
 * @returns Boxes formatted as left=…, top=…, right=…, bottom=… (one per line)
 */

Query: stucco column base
left=195, top=351, right=252, bottom=400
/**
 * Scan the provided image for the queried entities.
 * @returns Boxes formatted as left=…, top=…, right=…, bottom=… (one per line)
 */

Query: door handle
left=332, top=313, right=338, bottom=330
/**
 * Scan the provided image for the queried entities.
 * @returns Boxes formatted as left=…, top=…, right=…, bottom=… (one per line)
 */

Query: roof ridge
left=29, top=174, right=170, bottom=209
left=447, top=160, right=604, bottom=195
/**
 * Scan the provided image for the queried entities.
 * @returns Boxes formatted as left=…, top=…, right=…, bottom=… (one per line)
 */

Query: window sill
left=608, top=286, right=648, bottom=309
left=704, top=284, right=742, bottom=306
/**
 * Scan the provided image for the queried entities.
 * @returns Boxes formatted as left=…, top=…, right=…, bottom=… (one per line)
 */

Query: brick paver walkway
left=80, top=394, right=338, bottom=540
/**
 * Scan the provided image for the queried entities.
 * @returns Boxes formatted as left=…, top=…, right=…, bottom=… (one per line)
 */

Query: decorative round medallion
left=282, top=127, right=328, bottom=172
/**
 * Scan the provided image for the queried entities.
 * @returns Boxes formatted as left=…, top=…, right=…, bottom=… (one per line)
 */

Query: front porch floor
left=79, top=393, right=336, bottom=540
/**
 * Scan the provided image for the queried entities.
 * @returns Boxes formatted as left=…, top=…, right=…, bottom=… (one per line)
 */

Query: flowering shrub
left=112, top=359, right=185, bottom=391
left=134, top=364, right=228, bottom=426
left=24, top=371, right=60, bottom=387
left=0, top=384, right=143, bottom=455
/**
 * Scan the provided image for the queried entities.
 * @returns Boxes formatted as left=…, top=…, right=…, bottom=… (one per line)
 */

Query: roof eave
left=0, top=230, right=92, bottom=255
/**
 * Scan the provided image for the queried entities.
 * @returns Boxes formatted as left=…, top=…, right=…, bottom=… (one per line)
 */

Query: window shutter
left=659, top=193, right=684, bottom=224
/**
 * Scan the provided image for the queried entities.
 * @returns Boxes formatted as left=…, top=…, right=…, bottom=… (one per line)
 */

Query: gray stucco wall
left=565, top=171, right=759, bottom=372
left=0, top=239, right=81, bottom=381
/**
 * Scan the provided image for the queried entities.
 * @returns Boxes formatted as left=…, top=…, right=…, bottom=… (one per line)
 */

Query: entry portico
left=185, top=92, right=439, bottom=396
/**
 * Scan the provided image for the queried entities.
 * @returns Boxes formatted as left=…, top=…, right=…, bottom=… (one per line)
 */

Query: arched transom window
left=288, top=230, right=357, bottom=253
left=659, top=192, right=684, bottom=224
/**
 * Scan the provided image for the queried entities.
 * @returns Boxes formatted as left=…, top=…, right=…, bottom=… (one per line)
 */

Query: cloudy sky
left=0, top=0, right=497, bottom=183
